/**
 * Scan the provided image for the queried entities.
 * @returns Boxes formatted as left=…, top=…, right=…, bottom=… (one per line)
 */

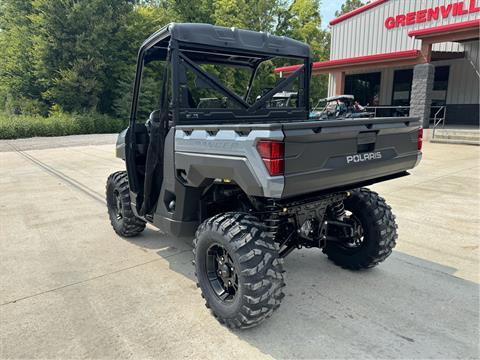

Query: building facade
left=276, top=0, right=479, bottom=127
left=328, top=0, right=479, bottom=126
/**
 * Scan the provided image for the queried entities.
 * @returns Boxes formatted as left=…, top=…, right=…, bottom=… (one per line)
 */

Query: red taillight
left=256, top=140, right=284, bottom=159
left=262, top=159, right=285, bottom=176
left=256, top=140, right=285, bottom=176
left=418, top=128, right=423, bottom=151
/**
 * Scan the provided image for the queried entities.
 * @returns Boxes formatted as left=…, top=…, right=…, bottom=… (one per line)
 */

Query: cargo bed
left=175, top=116, right=422, bottom=199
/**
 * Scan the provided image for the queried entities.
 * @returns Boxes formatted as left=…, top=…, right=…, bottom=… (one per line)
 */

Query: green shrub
left=2, top=95, right=49, bottom=117
left=0, top=112, right=127, bottom=139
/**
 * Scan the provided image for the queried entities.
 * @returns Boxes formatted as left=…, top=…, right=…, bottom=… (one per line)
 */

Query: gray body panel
left=152, top=128, right=200, bottom=237
left=175, top=127, right=284, bottom=198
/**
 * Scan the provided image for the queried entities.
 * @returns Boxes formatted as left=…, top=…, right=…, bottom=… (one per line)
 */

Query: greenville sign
left=385, top=0, right=480, bottom=29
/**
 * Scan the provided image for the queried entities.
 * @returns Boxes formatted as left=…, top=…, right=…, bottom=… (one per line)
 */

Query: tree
left=0, top=0, right=334, bottom=116
left=167, top=0, right=214, bottom=23
left=276, top=0, right=330, bottom=101
left=206, top=0, right=284, bottom=98
left=0, top=0, right=45, bottom=114
left=335, top=0, right=365, bottom=17
left=212, top=0, right=281, bottom=33
left=112, top=4, right=175, bottom=118
left=30, top=0, right=138, bottom=113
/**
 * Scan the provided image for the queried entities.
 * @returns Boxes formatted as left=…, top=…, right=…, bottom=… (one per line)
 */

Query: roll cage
left=129, top=23, right=311, bottom=127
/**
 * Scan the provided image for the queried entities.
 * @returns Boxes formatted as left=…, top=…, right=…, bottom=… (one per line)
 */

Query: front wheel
left=324, top=188, right=398, bottom=270
left=106, top=171, right=146, bottom=237
left=193, top=213, right=285, bottom=329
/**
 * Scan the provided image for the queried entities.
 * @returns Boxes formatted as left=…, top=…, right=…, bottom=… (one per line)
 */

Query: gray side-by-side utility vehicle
left=106, top=23, right=423, bottom=329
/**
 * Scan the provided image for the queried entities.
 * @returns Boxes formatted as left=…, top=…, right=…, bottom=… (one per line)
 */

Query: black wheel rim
left=113, top=189, right=123, bottom=221
left=206, top=244, right=239, bottom=302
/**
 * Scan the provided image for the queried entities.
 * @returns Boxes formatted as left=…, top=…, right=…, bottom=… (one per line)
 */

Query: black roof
left=141, top=23, right=310, bottom=59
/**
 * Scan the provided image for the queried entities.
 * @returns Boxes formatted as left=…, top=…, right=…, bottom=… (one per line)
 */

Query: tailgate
left=282, top=117, right=422, bottom=197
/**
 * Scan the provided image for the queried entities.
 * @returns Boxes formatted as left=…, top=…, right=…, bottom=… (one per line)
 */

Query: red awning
left=275, top=50, right=421, bottom=76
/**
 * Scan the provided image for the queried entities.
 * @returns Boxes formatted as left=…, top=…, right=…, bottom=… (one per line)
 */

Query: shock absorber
left=331, top=200, right=346, bottom=221
left=264, top=200, right=281, bottom=239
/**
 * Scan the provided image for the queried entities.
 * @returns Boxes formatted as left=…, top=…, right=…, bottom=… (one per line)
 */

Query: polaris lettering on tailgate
left=324, top=149, right=397, bottom=169
left=346, top=152, right=382, bottom=164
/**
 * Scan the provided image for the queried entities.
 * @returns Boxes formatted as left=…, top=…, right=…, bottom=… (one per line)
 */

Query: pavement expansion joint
left=1, top=249, right=191, bottom=307
left=8, top=143, right=106, bottom=205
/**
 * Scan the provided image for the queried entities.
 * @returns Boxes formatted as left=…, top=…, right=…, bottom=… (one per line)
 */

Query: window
left=180, top=65, right=246, bottom=110
left=430, top=66, right=450, bottom=119
left=392, top=69, right=413, bottom=106
left=431, top=66, right=450, bottom=107
left=247, top=61, right=300, bottom=108
left=176, top=51, right=306, bottom=121
left=433, top=66, right=450, bottom=91
left=345, top=72, right=381, bottom=106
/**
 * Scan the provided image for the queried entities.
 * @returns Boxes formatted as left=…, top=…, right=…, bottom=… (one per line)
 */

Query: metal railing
left=365, top=106, right=410, bottom=118
left=365, top=105, right=447, bottom=126
left=315, top=104, right=447, bottom=135
left=431, top=106, right=446, bottom=140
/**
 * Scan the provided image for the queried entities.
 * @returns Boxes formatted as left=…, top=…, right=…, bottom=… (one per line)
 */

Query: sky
left=321, top=0, right=345, bottom=28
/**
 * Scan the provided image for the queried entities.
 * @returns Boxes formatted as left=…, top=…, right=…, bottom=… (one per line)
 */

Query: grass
left=0, top=112, right=127, bottom=139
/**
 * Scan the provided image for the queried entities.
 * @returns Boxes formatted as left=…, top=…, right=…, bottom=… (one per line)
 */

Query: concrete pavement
left=0, top=136, right=479, bottom=359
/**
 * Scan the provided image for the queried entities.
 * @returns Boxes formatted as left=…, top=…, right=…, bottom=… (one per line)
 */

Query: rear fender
left=174, top=127, right=285, bottom=198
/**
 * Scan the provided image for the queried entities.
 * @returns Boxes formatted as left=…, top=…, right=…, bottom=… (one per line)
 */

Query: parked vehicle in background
left=311, top=95, right=375, bottom=120
left=106, top=23, right=423, bottom=329
left=268, top=91, right=298, bottom=108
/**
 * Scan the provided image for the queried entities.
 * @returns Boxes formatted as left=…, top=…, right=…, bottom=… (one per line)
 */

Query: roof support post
left=420, top=40, right=433, bottom=63
left=334, top=71, right=345, bottom=96
left=410, top=63, right=435, bottom=129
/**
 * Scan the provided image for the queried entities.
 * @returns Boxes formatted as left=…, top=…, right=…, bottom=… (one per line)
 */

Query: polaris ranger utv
left=106, top=23, right=423, bottom=329
left=310, top=95, right=375, bottom=120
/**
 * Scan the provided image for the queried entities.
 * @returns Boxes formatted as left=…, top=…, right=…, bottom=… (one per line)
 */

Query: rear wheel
left=193, top=212, right=285, bottom=329
left=324, top=188, right=397, bottom=270
left=106, top=171, right=146, bottom=237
